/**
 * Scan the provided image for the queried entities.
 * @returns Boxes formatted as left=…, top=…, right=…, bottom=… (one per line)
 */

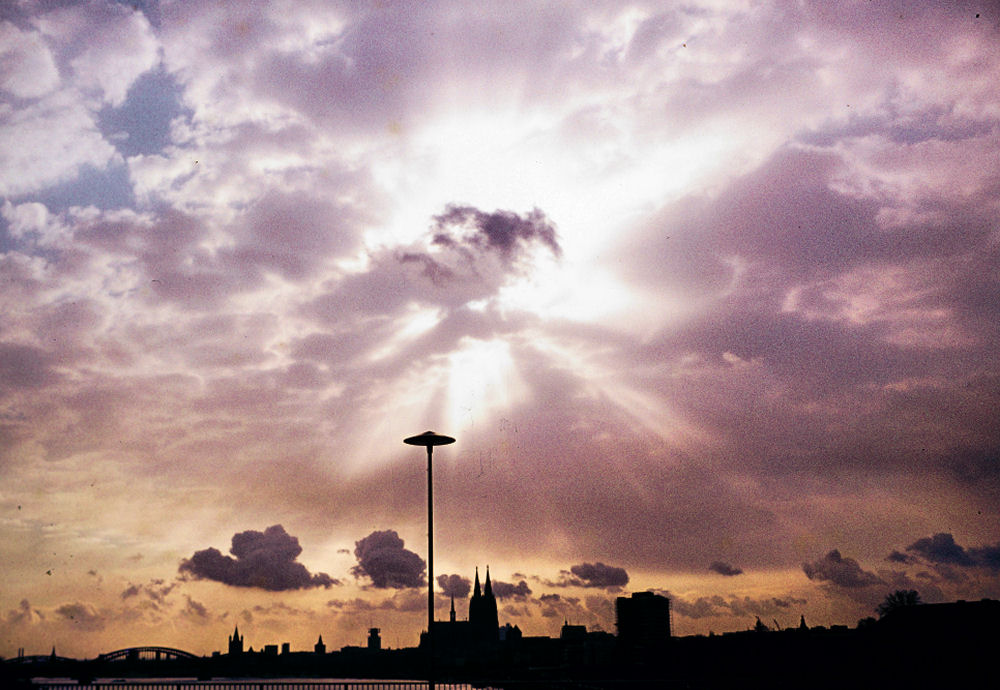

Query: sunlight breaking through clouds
left=1, top=0, right=999, bottom=659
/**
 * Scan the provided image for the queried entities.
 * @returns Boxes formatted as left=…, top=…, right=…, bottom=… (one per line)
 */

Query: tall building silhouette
left=616, top=591, right=670, bottom=658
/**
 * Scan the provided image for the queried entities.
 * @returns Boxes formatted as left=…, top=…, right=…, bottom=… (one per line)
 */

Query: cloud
left=906, top=533, right=976, bottom=567
left=304, top=206, right=560, bottom=326
left=491, top=579, right=532, bottom=600
left=36, top=0, right=159, bottom=107
left=0, top=343, right=62, bottom=389
left=351, top=530, right=426, bottom=589
left=549, top=562, right=630, bottom=589
left=120, top=578, right=178, bottom=605
left=55, top=602, right=105, bottom=631
left=709, top=561, right=744, bottom=576
left=662, top=590, right=809, bottom=621
left=905, top=532, right=1000, bottom=572
left=437, top=574, right=471, bottom=599
left=178, top=525, right=338, bottom=591
left=0, top=23, right=59, bottom=99
left=3, top=599, right=44, bottom=626
left=431, top=205, right=561, bottom=262
left=329, top=590, right=427, bottom=614
left=802, top=550, right=883, bottom=589
left=181, top=595, right=210, bottom=621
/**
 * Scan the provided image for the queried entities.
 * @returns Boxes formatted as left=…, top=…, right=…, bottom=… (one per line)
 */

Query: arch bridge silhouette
left=97, top=646, right=199, bottom=662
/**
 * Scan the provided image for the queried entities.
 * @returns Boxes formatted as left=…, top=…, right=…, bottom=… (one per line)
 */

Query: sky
left=1, top=0, right=999, bottom=660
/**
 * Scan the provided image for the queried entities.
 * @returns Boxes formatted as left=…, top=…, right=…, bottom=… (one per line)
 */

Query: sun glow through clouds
left=446, top=337, right=525, bottom=434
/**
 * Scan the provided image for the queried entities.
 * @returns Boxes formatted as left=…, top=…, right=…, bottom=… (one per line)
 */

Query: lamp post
left=403, top=430, right=455, bottom=689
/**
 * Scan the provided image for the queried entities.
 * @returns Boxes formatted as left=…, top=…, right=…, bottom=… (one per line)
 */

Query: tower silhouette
left=468, top=566, right=499, bottom=642
left=228, top=626, right=244, bottom=655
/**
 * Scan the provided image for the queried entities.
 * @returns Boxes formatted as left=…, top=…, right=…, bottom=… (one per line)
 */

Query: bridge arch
left=98, top=646, right=199, bottom=662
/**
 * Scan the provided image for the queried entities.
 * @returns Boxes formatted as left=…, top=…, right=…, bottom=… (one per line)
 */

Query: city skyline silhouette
left=6, top=589, right=997, bottom=688
left=3, top=0, right=1000, bottom=668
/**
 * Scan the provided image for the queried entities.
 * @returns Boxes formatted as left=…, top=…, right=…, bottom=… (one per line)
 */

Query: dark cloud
left=568, top=562, right=629, bottom=589
left=491, top=579, right=532, bottom=600
left=906, top=532, right=1000, bottom=572
left=802, top=550, right=883, bottom=589
left=709, top=561, right=744, bottom=576
left=178, top=524, right=338, bottom=591
left=547, top=562, right=630, bottom=589
left=351, top=530, right=426, bottom=589
left=432, top=205, right=561, bottom=261
left=970, top=545, right=1000, bottom=572
left=906, top=533, right=975, bottom=567
left=437, top=574, right=471, bottom=599
left=307, top=204, right=561, bottom=323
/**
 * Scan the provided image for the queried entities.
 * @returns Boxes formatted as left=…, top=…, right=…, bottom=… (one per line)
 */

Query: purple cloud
left=906, top=533, right=1000, bottom=572
left=906, top=533, right=976, bottom=567
left=432, top=205, right=561, bottom=261
left=179, top=525, right=338, bottom=591
left=802, top=550, right=883, bottom=589
left=709, top=561, right=744, bottom=576
left=351, top=530, right=426, bottom=589
left=549, top=562, right=630, bottom=589
left=491, top=579, right=532, bottom=600
left=437, top=574, right=471, bottom=599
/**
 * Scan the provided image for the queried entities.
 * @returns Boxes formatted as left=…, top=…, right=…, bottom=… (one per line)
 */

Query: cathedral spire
left=484, top=565, right=493, bottom=597
left=473, top=566, right=482, bottom=598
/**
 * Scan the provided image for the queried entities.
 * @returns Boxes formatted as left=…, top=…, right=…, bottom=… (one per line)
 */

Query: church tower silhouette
left=468, top=566, right=499, bottom=641
left=228, top=625, right=243, bottom=655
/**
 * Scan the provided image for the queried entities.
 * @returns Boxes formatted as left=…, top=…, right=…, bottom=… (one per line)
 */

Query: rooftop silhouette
left=5, top=593, right=997, bottom=688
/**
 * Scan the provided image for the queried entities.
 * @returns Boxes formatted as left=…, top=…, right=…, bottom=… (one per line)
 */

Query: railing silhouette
left=22, top=682, right=502, bottom=690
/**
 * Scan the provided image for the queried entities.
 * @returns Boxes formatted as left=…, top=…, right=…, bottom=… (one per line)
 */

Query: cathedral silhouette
left=422, top=566, right=508, bottom=666
left=466, top=566, right=500, bottom=640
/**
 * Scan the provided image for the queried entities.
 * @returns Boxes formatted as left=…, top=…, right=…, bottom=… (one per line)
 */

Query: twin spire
left=472, top=565, right=493, bottom=598
left=468, top=565, right=499, bottom=640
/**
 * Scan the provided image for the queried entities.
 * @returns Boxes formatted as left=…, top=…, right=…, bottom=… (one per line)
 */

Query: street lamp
left=403, top=430, right=455, bottom=688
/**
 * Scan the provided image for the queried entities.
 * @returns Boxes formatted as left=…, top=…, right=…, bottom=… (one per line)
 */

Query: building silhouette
left=421, top=566, right=502, bottom=671
left=227, top=626, right=244, bottom=656
left=314, top=635, right=326, bottom=655
left=468, top=567, right=500, bottom=643
left=615, top=591, right=670, bottom=660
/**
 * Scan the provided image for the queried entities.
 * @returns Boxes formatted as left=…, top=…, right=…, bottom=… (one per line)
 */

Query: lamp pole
left=403, top=430, right=455, bottom=690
